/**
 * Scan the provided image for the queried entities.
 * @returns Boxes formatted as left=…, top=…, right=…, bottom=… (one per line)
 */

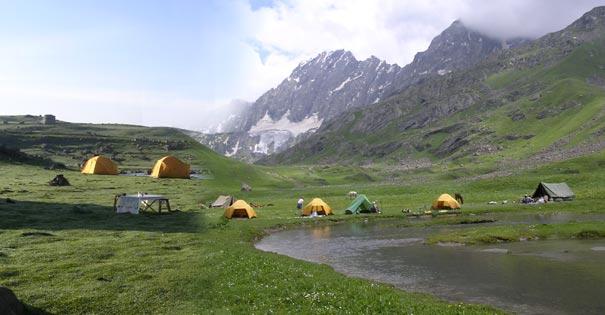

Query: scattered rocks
left=0, top=286, right=25, bottom=315
left=508, top=110, right=526, bottom=121
left=504, top=134, right=534, bottom=141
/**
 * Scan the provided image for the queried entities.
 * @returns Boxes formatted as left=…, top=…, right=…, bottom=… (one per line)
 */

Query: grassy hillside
left=261, top=16, right=605, bottom=172
left=1, top=144, right=604, bottom=313
left=0, top=115, right=278, bottom=189
left=1, top=115, right=604, bottom=314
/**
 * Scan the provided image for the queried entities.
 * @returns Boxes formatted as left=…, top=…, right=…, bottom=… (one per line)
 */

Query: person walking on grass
left=297, top=197, right=304, bottom=212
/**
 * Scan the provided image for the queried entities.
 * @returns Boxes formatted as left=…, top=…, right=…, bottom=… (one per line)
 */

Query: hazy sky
left=1, top=0, right=604, bottom=130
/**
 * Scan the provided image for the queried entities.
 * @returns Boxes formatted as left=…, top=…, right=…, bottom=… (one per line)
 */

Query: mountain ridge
left=259, top=6, right=605, bottom=170
left=195, top=19, right=525, bottom=161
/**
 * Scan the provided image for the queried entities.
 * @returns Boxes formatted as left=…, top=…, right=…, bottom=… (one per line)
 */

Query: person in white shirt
left=297, top=197, right=304, bottom=211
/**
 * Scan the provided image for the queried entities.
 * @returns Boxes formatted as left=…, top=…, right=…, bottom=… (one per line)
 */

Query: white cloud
left=459, top=0, right=605, bottom=39
left=236, top=0, right=605, bottom=101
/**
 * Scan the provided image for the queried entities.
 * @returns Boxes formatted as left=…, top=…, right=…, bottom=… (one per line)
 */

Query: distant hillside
left=197, top=20, right=525, bottom=162
left=261, top=6, right=605, bottom=174
left=0, top=115, right=272, bottom=187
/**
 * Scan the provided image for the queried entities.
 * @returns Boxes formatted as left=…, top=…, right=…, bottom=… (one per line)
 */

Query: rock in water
left=0, top=286, right=25, bottom=315
left=49, top=174, right=70, bottom=186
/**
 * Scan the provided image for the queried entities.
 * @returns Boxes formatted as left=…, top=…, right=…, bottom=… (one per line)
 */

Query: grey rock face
left=262, top=6, right=605, bottom=166
left=198, top=21, right=523, bottom=161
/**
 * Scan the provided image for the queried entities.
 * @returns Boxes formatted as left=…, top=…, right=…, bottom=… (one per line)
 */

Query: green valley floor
left=1, top=151, right=604, bottom=314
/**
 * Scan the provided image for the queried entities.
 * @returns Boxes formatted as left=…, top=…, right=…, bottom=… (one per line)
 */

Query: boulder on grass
left=49, top=174, right=70, bottom=186
left=241, top=183, right=252, bottom=192
left=0, top=286, right=25, bottom=315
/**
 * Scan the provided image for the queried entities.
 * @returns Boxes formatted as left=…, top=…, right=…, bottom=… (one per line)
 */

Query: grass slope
left=0, top=115, right=276, bottom=189
left=1, top=145, right=604, bottom=313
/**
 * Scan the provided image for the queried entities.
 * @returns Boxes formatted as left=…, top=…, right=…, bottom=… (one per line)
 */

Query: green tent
left=532, top=182, right=575, bottom=201
left=345, top=194, right=373, bottom=214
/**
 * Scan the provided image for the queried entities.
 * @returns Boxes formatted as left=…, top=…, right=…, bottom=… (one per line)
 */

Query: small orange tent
left=150, top=156, right=190, bottom=179
left=81, top=155, right=118, bottom=175
left=302, top=198, right=333, bottom=216
left=431, top=194, right=461, bottom=210
left=224, top=200, right=257, bottom=219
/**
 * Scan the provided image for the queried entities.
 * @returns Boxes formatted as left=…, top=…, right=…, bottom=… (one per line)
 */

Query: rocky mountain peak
left=196, top=19, right=528, bottom=162
left=573, top=6, right=605, bottom=28
left=405, top=19, right=503, bottom=78
left=297, top=49, right=356, bottom=71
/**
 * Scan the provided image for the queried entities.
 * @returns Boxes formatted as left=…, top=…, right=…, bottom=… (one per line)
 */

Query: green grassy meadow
left=1, top=116, right=605, bottom=314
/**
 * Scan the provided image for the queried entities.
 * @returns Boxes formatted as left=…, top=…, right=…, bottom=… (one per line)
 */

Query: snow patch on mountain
left=253, top=130, right=293, bottom=154
left=331, top=73, right=363, bottom=93
left=225, top=140, right=240, bottom=157
left=249, top=111, right=323, bottom=137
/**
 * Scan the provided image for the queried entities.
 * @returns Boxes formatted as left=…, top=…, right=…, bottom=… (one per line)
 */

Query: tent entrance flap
left=302, top=198, right=333, bottom=216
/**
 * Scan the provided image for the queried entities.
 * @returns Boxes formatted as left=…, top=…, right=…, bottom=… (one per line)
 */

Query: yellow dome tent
left=150, top=156, right=190, bottom=179
left=224, top=200, right=257, bottom=219
left=81, top=155, right=118, bottom=175
left=302, top=198, right=333, bottom=216
left=431, top=194, right=461, bottom=210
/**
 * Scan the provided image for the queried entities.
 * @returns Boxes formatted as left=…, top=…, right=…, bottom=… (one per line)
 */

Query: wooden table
left=115, top=194, right=172, bottom=214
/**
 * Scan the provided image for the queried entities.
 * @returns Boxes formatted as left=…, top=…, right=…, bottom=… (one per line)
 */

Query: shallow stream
left=256, top=214, right=605, bottom=314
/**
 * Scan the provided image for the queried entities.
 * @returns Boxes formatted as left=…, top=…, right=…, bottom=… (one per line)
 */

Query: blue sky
left=1, top=0, right=604, bottom=130
left=0, top=0, right=264, bottom=128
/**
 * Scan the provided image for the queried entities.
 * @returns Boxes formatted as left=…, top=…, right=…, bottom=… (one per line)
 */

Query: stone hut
left=42, top=114, right=56, bottom=125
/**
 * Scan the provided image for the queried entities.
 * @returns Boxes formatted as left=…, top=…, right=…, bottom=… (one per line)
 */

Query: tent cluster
left=219, top=183, right=574, bottom=220
left=221, top=197, right=336, bottom=220
left=80, top=155, right=190, bottom=179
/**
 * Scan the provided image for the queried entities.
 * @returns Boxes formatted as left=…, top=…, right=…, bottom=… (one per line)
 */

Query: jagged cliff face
left=260, top=6, right=605, bottom=166
left=196, top=21, right=526, bottom=162
left=231, top=50, right=405, bottom=133
left=400, top=20, right=527, bottom=80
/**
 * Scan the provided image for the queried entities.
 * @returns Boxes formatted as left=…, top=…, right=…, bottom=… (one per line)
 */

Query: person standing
left=297, top=197, right=304, bottom=212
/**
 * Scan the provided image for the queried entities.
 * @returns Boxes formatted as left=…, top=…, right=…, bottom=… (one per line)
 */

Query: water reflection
left=257, top=220, right=605, bottom=314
